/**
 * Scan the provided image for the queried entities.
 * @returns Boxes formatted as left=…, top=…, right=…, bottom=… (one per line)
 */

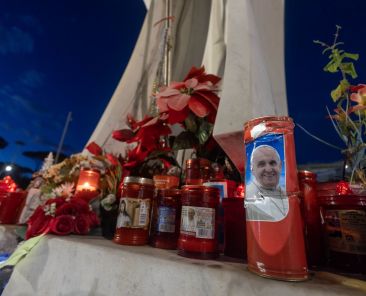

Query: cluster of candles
left=112, top=159, right=246, bottom=260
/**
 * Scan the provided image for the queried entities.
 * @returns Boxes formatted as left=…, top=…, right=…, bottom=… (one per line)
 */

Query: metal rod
left=164, top=0, right=171, bottom=86
left=55, top=111, right=72, bottom=164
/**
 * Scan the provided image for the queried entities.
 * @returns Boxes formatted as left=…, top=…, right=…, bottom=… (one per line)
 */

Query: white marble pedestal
left=3, top=236, right=365, bottom=296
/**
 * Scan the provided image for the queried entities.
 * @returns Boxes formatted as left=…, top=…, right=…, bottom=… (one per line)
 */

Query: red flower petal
left=105, top=153, right=119, bottom=166
left=74, top=215, right=90, bottom=235
left=199, top=74, right=221, bottom=85
left=50, top=215, right=74, bottom=235
left=157, top=87, right=181, bottom=98
left=195, top=91, right=220, bottom=110
left=167, top=94, right=191, bottom=111
left=188, top=96, right=214, bottom=118
left=86, top=142, right=102, bottom=156
left=185, top=78, right=199, bottom=89
left=157, top=97, right=169, bottom=112
left=112, top=129, right=135, bottom=142
left=167, top=107, right=190, bottom=124
left=349, top=84, right=366, bottom=92
left=184, top=66, right=205, bottom=81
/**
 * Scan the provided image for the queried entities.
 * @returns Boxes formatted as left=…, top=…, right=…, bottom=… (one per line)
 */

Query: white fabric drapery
left=86, top=0, right=287, bottom=174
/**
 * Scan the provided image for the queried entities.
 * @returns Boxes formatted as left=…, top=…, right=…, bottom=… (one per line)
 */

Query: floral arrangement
left=112, top=66, right=221, bottom=177
left=314, top=26, right=366, bottom=185
left=25, top=196, right=99, bottom=239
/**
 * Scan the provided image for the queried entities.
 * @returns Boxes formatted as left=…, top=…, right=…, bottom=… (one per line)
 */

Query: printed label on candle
left=244, top=133, right=289, bottom=222
left=157, top=207, right=176, bottom=233
left=116, top=198, right=151, bottom=229
left=324, top=209, right=366, bottom=255
left=181, top=206, right=215, bottom=239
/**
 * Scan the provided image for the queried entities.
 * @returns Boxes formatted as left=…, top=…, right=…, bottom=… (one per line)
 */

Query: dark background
left=0, top=0, right=365, bottom=187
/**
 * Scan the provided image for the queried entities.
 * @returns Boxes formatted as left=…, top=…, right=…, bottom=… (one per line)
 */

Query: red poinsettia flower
left=350, top=84, right=366, bottom=113
left=105, top=153, right=119, bottom=166
left=113, top=114, right=172, bottom=169
left=156, top=66, right=220, bottom=124
left=49, top=215, right=75, bottom=235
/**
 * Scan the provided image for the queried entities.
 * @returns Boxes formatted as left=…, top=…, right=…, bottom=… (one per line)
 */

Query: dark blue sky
left=0, top=0, right=365, bottom=174
left=0, top=1, right=146, bottom=170
left=286, top=0, right=366, bottom=164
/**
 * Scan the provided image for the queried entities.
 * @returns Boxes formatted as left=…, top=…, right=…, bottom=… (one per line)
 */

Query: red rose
left=55, top=202, right=79, bottom=216
left=74, top=215, right=90, bottom=235
left=49, top=215, right=74, bottom=235
left=87, top=211, right=100, bottom=228
left=70, top=198, right=90, bottom=213
left=45, top=197, right=66, bottom=207
left=26, top=213, right=52, bottom=239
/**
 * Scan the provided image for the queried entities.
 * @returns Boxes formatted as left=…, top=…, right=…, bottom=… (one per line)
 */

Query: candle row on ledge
left=112, top=161, right=245, bottom=260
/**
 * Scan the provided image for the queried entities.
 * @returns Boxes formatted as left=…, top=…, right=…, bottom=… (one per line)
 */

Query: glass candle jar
left=113, top=176, right=154, bottom=245
left=177, top=185, right=220, bottom=259
left=244, top=116, right=308, bottom=281
left=75, top=169, right=100, bottom=192
left=185, top=158, right=212, bottom=185
left=222, top=197, right=246, bottom=259
left=153, top=175, right=180, bottom=189
left=150, top=189, right=181, bottom=249
left=298, top=170, right=323, bottom=269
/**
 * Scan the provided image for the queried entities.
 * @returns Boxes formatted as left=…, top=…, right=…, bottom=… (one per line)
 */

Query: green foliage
left=314, top=25, right=366, bottom=185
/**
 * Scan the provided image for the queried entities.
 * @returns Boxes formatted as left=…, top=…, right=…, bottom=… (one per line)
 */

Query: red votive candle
left=298, top=170, right=323, bottom=269
left=0, top=191, right=26, bottom=224
left=150, top=188, right=181, bottom=249
left=222, top=197, right=246, bottom=260
left=177, top=185, right=220, bottom=259
left=113, top=177, right=154, bottom=245
left=185, top=158, right=212, bottom=185
left=75, top=169, right=100, bottom=192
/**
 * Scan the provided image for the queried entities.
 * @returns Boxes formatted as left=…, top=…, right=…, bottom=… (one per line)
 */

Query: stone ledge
left=3, top=235, right=365, bottom=296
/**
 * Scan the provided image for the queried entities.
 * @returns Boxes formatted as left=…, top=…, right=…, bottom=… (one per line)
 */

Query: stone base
left=3, top=235, right=365, bottom=295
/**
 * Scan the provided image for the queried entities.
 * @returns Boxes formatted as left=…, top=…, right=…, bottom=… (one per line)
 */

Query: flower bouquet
left=112, top=66, right=222, bottom=179
left=26, top=196, right=99, bottom=239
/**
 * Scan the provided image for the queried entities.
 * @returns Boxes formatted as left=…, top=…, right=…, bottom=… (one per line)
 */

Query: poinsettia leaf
left=184, top=114, right=197, bottom=133
left=196, top=120, right=213, bottom=145
left=112, top=129, right=135, bottom=142
left=172, top=131, right=198, bottom=150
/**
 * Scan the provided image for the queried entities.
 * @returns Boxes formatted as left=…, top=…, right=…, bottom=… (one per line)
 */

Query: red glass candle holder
left=0, top=191, right=26, bottom=224
left=150, top=189, right=181, bottom=249
left=76, top=169, right=100, bottom=192
left=185, top=158, right=212, bottom=185
left=114, top=177, right=154, bottom=246
left=177, top=185, right=220, bottom=259
left=318, top=192, right=366, bottom=274
left=222, top=197, right=246, bottom=260
left=298, top=170, right=323, bottom=269
left=153, top=175, right=180, bottom=189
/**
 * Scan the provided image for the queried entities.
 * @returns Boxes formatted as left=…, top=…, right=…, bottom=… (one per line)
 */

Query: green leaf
left=172, top=131, right=198, bottom=150
left=196, top=121, right=213, bottom=145
left=330, top=79, right=349, bottom=102
left=184, top=114, right=197, bottom=133
left=342, top=52, right=359, bottom=61
left=341, top=63, right=358, bottom=79
left=323, top=59, right=340, bottom=73
left=331, top=85, right=343, bottom=102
